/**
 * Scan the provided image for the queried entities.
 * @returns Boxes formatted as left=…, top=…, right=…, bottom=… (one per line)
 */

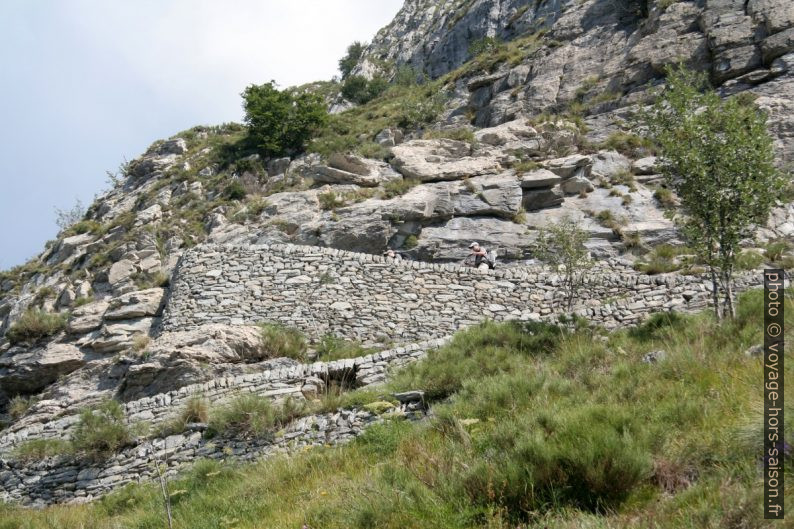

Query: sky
left=0, top=0, right=403, bottom=270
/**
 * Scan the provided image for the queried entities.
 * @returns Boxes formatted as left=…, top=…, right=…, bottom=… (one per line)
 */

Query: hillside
left=0, top=0, right=793, bottom=525
left=1, top=291, right=793, bottom=527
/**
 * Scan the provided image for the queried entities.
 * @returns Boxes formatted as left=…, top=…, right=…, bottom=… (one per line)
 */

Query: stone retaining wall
left=0, top=406, right=405, bottom=507
left=161, top=243, right=764, bottom=342
left=0, top=339, right=444, bottom=456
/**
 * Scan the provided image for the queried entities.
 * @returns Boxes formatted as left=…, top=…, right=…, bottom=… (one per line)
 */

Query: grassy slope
left=1, top=289, right=792, bottom=528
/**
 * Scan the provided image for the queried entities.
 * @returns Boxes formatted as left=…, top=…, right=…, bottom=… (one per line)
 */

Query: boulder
left=134, top=204, right=163, bottom=226
left=543, top=154, right=592, bottom=179
left=414, top=216, right=534, bottom=261
left=632, top=156, right=659, bottom=175
left=66, top=301, right=109, bottom=334
left=375, top=128, right=404, bottom=147
left=156, top=138, right=187, bottom=155
left=561, top=176, right=595, bottom=195
left=46, top=233, right=94, bottom=266
left=590, top=151, right=631, bottom=179
left=519, top=169, right=562, bottom=189
left=474, top=119, right=538, bottom=146
left=390, top=139, right=502, bottom=181
left=761, top=27, right=794, bottom=63
left=0, top=343, right=86, bottom=394
left=748, top=0, right=794, bottom=35
left=453, top=174, right=522, bottom=218
left=312, top=155, right=401, bottom=187
left=88, top=318, right=154, bottom=353
left=381, top=183, right=455, bottom=221
left=522, top=186, right=564, bottom=210
left=104, top=288, right=166, bottom=320
left=108, top=260, right=137, bottom=290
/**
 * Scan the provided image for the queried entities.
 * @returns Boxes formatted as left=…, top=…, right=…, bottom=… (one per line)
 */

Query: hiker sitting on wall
left=465, top=242, right=495, bottom=271
left=383, top=249, right=404, bottom=261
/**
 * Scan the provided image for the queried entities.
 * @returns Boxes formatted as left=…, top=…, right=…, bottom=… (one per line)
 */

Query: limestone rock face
left=0, top=343, right=86, bottom=394
left=104, top=288, right=166, bottom=321
left=390, top=139, right=502, bottom=181
left=66, top=301, right=109, bottom=335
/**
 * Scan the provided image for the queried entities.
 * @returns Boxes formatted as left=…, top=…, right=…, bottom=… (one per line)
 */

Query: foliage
left=535, top=217, right=594, bottom=311
left=734, top=250, right=764, bottom=271
left=242, top=81, right=328, bottom=157
left=5, top=310, right=67, bottom=345
left=259, top=323, right=308, bottom=361
left=8, top=395, right=36, bottom=420
left=600, top=131, right=654, bottom=157
left=315, top=335, right=373, bottom=361
left=341, top=75, right=389, bottom=105
left=338, top=41, right=366, bottom=79
left=208, top=395, right=306, bottom=439
left=380, top=177, right=419, bottom=199
left=223, top=180, right=246, bottom=201
left=71, top=399, right=132, bottom=458
left=13, top=438, right=74, bottom=461
left=644, top=65, right=784, bottom=319
left=54, top=198, right=86, bottom=232
left=318, top=191, right=343, bottom=211
left=467, top=36, right=502, bottom=57
left=423, top=127, right=476, bottom=144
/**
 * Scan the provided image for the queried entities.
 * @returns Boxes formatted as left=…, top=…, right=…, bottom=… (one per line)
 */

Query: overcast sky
left=0, top=0, right=403, bottom=270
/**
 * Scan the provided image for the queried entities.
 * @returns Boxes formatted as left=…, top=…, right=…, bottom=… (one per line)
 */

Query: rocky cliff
left=0, top=0, right=792, bottom=505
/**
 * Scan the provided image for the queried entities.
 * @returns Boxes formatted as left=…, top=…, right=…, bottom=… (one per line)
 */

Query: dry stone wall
left=161, top=243, right=764, bottom=342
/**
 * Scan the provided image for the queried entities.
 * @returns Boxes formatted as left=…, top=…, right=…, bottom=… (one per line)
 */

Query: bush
left=181, top=396, right=210, bottom=424
left=341, top=75, right=389, bottom=105
left=423, top=128, right=475, bottom=144
left=208, top=395, right=307, bottom=439
left=5, top=310, right=67, bottom=345
left=7, top=395, right=35, bottom=420
left=242, top=81, right=328, bottom=157
left=765, top=240, right=791, bottom=262
left=600, top=132, right=653, bottom=157
left=315, top=334, right=372, bottom=361
left=13, top=438, right=73, bottom=461
left=339, top=41, right=366, bottom=79
left=318, top=191, right=343, bottom=211
left=71, top=399, right=131, bottom=458
left=735, top=250, right=764, bottom=271
left=224, top=180, right=247, bottom=201
left=259, top=323, right=307, bottom=361
left=381, top=178, right=419, bottom=199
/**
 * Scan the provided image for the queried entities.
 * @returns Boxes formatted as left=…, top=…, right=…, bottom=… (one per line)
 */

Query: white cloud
left=0, top=0, right=403, bottom=268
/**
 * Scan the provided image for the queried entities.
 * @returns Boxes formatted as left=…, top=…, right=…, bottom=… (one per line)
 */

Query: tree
left=644, top=66, right=784, bottom=319
left=242, top=81, right=328, bottom=158
left=341, top=75, right=388, bottom=105
left=339, top=41, right=366, bottom=79
left=535, top=217, right=593, bottom=312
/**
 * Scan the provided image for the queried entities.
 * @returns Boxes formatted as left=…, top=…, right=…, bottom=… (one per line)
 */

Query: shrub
left=512, top=208, right=527, bottom=224
left=381, top=178, right=419, bottom=199
left=600, top=131, right=653, bottom=157
left=65, top=219, right=105, bottom=237
left=512, top=160, right=540, bottom=174
left=71, top=399, right=131, bottom=458
left=208, top=394, right=306, bottom=439
left=5, top=310, right=67, bottom=345
left=764, top=240, right=791, bottom=262
left=315, top=334, right=372, bottom=361
left=224, top=180, right=247, bottom=201
left=468, top=36, right=502, bottom=57
left=259, top=323, right=307, bottom=361
left=403, top=235, right=419, bottom=249
left=339, top=41, right=366, bottom=79
left=356, top=142, right=391, bottom=160
left=13, top=438, right=73, bottom=461
left=398, top=90, right=447, bottom=130
left=341, top=75, right=389, bottom=105
left=423, top=128, right=475, bottom=144
left=8, top=395, right=35, bottom=420
left=242, top=81, right=328, bottom=157
left=318, top=191, right=343, bottom=211
left=653, top=186, right=676, bottom=207
left=735, top=250, right=764, bottom=271
left=181, top=396, right=210, bottom=425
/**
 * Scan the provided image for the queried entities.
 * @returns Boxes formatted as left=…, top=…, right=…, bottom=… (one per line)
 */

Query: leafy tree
left=242, top=81, right=328, bottom=158
left=535, top=217, right=593, bottom=312
left=338, top=41, right=366, bottom=79
left=644, top=66, right=784, bottom=319
left=341, top=75, right=388, bottom=105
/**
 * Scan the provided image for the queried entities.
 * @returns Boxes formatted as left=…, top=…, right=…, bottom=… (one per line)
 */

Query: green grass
left=315, top=334, right=375, bottom=361
left=5, top=309, right=68, bottom=345
left=3, top=290, right=791, bottom=527
left=2, top=291, right=793, bottom=526
left=259, top=323, right=308, bottom=361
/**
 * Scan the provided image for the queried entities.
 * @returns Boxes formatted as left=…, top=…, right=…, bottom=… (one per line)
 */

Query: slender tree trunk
left=722, top=267, right=736, bottom=320
left=709, top=266, right=722, bottom=321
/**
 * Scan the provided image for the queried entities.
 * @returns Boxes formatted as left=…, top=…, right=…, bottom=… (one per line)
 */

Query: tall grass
left=3, top=290, right=793, bottom=528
